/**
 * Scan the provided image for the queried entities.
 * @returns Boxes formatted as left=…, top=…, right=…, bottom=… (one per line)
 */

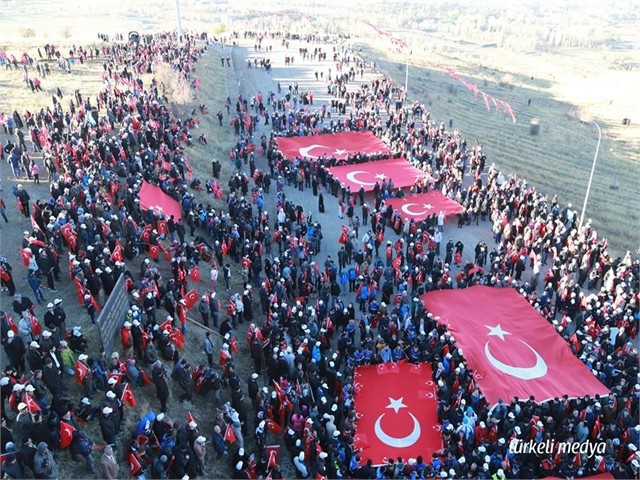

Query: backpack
left=170, top=365, right=180, bottom=381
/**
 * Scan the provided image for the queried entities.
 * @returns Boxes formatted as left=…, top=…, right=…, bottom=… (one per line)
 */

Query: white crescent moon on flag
left=401, top=203, right=432, bottom=216
left=484, top=340, right=548, bottom=380
left=299, top=144, right=327, bottom=158
left=345, top=170, right=377, bottom=186
left=374, top=412, right=422, bottom=448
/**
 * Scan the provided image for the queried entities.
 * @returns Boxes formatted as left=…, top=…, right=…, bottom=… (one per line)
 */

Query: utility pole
left=175, top=0, right=183, bottom=40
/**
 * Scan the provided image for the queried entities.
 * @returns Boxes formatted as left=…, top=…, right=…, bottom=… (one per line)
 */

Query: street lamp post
left=404, top=50, right=409, bottom=94
left=578, top=121, right=602, bottom=231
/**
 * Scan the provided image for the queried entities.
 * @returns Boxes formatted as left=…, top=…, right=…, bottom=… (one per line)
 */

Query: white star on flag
left=485, top=324, right=511, bottom=341
left=334, top=148, right=347, bottom=156
left=423, top=203, right=433, bottom=210
left=386, top=397, right=407, bottom=413
left=375, top=173, right=386, bottom=180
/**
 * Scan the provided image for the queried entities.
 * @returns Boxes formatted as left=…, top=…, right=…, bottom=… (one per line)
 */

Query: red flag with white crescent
left=353, top=361, right=441, bottom=464
left=184, top=289, right=199, bottom=309
left=60, top=421, right=76, bottom=449
left=24, top=393, right=42, bottom=413
left=75, top=361, right=89, bottom=385
left=121, top=383, right=137, bottom=408
left=385, top=192, right=463, bottom=222
left=421, top=286, right=609, bottom=403
left=328, top=157, right=430, bottom=192
left=224, top=423, right=236, bottom=444
left=276, top=130, right=390, bottom=161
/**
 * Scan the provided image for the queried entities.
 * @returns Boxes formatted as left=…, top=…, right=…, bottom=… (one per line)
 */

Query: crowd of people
left=1, top=26, right=638, bottom=480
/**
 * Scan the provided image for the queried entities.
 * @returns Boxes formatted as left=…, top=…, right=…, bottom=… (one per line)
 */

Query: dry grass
left=359, top=36, right=640, bottom=256
left=0, top=26, right=255, bottom=478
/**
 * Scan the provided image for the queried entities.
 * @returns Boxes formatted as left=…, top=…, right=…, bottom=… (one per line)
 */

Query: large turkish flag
left=422, top=286, right=609, bottom=404
left=354, top=361, right=441, bottom=465
left=328, top=158, right=430, bottom=192
left=276, top=131, right=390, bottom=161
left=139, top=181, right=182, bottom=220
left=385, top=191, right=464, bottom=222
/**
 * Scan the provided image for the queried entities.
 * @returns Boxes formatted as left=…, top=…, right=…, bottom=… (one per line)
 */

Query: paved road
left=223, top=36, right=504, bottom=292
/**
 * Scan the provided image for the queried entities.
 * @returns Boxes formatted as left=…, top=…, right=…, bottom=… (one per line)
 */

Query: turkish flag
left=338, top=225, right=348, bottom=244
left=157, top=219, right=168, bottom=235
left=75, top=360, right=89, bottom=385
left=60, top=421, right=76, bottom=449
left=170, top=329, right=185, bottom=349
left=21, top=248, right=32, bottom=267
left=129, top=453, right=142, bottom=477
left=107, top=372, right=124, bottom=384
left=224, top=423, right=236, bottom=443
left=187, top=411, right=198, bottom=425
left=276, top=130, right=391, bottom=161
left=266, top=419, right=282, bottom=434
left=421, top=286, right=610, bottom=404
left=353, top=361, right=441, bottom=465
left=149, top=244, right=160, bottom=260
left=328, top=157, right=430, bottom=192
left=23, top=393, right=42, bottom=413
left=266, top=446, right=280, bottom=468
left=139, top=181, right=182, bottom=220
left=189, top=266, right=201, bottom=282
left=385, top=191, right=464, bottom=222
left=121, top=383, right=137, bottom=408
left=30, top=314, right=42, bottom=336
left=184, top=289, right=199, bottom=309
left=110, top=242, right=124, bottom=262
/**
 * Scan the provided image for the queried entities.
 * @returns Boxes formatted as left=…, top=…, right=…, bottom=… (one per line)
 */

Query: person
left=172, top=358, right=193, bottom=402
left=27, top=270, right=45, bottom=304
left=318, top=192, right=325, bottom=213
left=2, top=330, right=26, bottom=372
left=33, top=441, right=58, bottom=479
left=100, top=444, right=119, bottom=479
left=203, top=332, right=214, bottom=367
left=193, top=435, right=207, bottom=475
left=99, top=407, right=118, bottom=447
left=151, top=361, right=169, bottom=413
left=0, top=197, right=8, bottom=223
left=70, top=429, right=96, bottom=474
left=15, top=184, right=30, bottom=217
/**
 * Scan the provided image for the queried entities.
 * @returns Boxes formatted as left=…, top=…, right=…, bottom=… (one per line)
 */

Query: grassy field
left=0, top=29, right=257, bottom=477
left=358, top=36, right=640, bottom=257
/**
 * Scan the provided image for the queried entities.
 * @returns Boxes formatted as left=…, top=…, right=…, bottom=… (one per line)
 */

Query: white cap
left=18, top=402, right=27, bottom=410
left=108, top=377, right=118, bottom=385
left=78, top=354, right=88, bottom=361
left=47, top=303, right=54, bottom=308
left=42, top=330, right=52, bottom=338
left=30, top=341, right=40, bottom=348
left=103, top=407, right=113, bottom=414
left=106, top=391, right=116, bottom=399
left=196, top=436, right=206, bottom=443
left=251, top=373, right=259, bottom=379
left=81, top=397, right=91, bottom=405
left=25, top=384, right=35, bottom=392
left=7, top=331, right=14, bottom=338
left=189, top=421, right=198, bottom=429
